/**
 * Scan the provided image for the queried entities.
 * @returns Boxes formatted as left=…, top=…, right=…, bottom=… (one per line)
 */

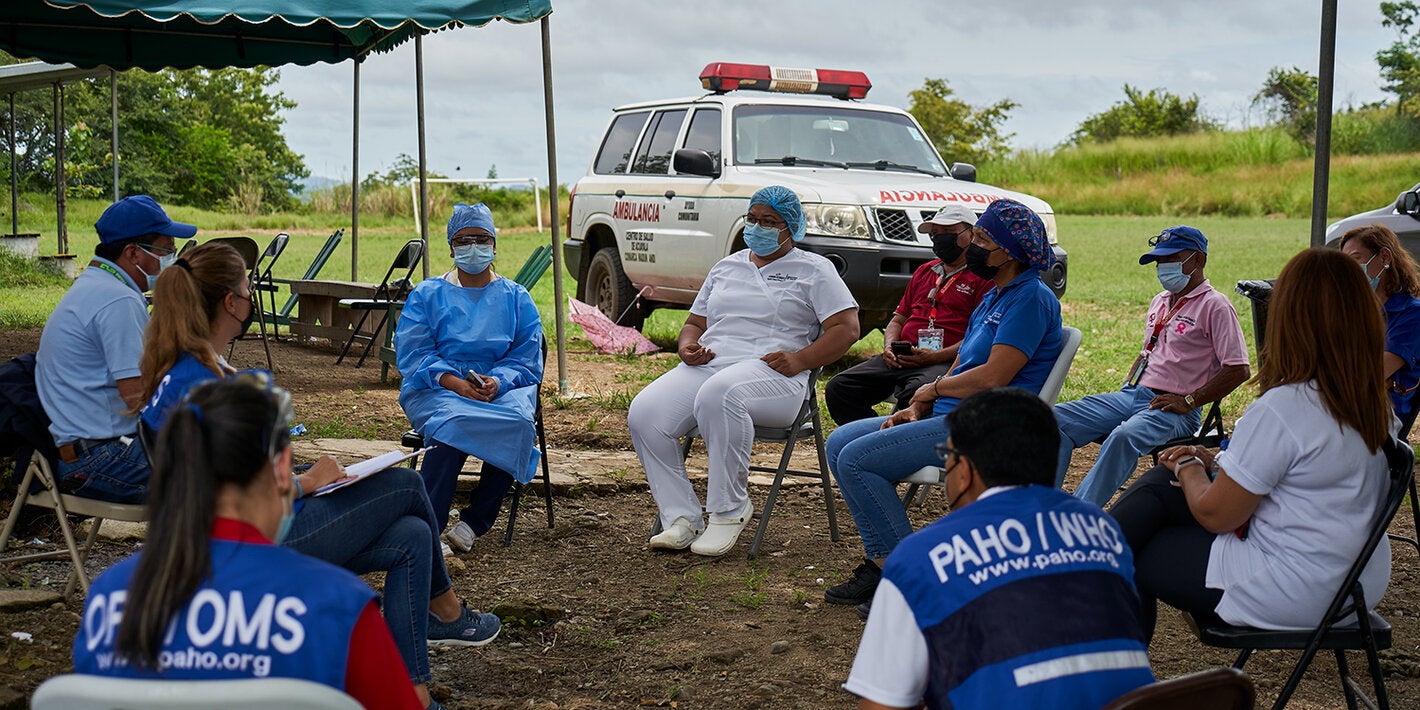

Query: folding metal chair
left=335, top=239, right=423, bottom=367
left=1102, top=668, right=1256, bottom=710
left=32, top=675, right=361, bottom=710
left=1385, top=387, right=1420, bottom=555
left=230, top=233, right=288, bottom=371
left=901, top=325, right=1083, bottom=504
left=0, top=450, right=147, bottom=596
left=663, top=366, right=838, bottom=558
left=1190, top=437, right=1413, bottom=710
left=1144, top=400, right=1226, bottom=464
left=268, top=229, right=344, bottom=327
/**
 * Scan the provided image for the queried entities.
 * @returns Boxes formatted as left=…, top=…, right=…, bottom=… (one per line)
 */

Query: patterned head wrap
left=748, top=185, right=806, bottom=242
left=975, top=199, right=1053, bottom=271
left=446, top=202, right=496, bottom=243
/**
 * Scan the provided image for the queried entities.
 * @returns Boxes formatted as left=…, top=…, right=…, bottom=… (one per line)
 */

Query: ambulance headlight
left=805, top=204, right=871, bottom=239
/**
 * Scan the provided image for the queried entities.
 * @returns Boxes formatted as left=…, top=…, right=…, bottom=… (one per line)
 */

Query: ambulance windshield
left=732, top=104, right=947, bottom=176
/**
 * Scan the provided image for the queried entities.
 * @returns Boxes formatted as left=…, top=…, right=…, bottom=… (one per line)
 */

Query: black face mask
left=932, top=233, right=965, bottom=264
left=229, top=295, right=255, bottom=337
left=964, top=243, right=1001, bottom=280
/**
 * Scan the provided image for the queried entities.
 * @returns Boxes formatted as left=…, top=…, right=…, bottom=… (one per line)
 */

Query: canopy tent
left=0, top=0, right=574, bottom=394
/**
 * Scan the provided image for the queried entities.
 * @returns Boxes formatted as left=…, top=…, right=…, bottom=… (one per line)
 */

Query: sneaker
left=689, top=501, right=754, bottom=557
left=444, top=520, right=477, bottom=552
left=857, top=600, right=872, bottom=621
left=825, top=559, right=881, bottom=605
left=428, top=604, right=501, bottom=647
left=649, top=517, right=700, bottom=551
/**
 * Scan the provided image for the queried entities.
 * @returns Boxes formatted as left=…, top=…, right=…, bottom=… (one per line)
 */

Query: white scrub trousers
left=628, top=359, right=808, bottom=530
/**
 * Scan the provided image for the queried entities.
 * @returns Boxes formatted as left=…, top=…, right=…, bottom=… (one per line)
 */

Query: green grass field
left=2, top=212, right=1306, bottom=427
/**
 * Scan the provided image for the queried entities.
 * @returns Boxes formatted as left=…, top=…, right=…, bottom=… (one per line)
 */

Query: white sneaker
left=648, top=518, right=700, bottom=551
left=444, top=520, right=477, bottom=552
left=690, top=501, right=754, bottom=557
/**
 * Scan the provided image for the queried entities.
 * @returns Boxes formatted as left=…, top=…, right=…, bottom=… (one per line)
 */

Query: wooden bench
left=287, top=279, right=387, bottom=344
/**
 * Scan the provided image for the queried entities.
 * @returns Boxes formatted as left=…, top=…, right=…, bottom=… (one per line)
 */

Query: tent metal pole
left=415, top=32, right=429, bottom=278
left=541, top=16, right=569, bottom=394
left=54, top=82, right=67, bottom=254
left=352, top=59, right=360, bottom=281
left=9, top=92, right=16, bottom=236
left=110, top=69, right=118, bottom=201
left=1311, top=0, right=1337, bottom=247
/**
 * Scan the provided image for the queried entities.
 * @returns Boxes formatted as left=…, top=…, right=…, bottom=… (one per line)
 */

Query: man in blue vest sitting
left=844, top=387, right=1154, bottom=710
left=36, top=196, right=195, bottom=502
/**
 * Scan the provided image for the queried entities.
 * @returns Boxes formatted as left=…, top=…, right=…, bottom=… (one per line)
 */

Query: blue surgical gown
left=395, top=274, right=544, bottom=482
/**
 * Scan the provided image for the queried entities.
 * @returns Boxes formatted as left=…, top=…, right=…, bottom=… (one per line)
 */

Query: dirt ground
left=2, top=328, right=1419, bottom=709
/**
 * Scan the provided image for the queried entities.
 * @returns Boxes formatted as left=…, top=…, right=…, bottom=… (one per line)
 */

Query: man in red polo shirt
left=825, top=204, right=991, bottom=424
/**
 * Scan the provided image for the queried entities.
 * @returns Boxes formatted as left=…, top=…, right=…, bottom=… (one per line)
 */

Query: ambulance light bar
left=699, top=63, right=871, bottom=100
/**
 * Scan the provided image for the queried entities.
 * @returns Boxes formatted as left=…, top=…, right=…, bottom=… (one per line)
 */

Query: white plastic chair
left=900, top=325, right=1084, bottom=503
left=31, top=675, right=361, bottom=709
left=0, top=451, right=147, bottom=596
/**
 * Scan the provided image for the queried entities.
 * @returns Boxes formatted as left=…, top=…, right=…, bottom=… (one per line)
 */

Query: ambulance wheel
left=587, top=247, right=643, bottom=329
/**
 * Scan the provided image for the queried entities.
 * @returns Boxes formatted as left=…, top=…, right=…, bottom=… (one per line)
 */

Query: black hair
left=94, top=233, right=165, bottom=261
left=114, top=378, right=293, bottom=669
left=946, top=387, right=1059, bottom=488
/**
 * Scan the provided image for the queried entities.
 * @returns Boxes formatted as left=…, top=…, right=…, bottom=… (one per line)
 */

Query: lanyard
left=91, top=260, right=132, bottom=288
left=927, top=269, right=963, bottom=328
left=1144, top=296, right=1191, bottom=353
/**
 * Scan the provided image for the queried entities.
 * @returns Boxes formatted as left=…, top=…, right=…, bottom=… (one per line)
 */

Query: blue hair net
left=749, top=186, right=806, bottom=241
left=446, top=202, right=496, bottom=243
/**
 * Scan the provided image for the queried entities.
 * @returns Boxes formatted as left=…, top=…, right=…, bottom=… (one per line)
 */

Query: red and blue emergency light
left=699, top=62, right=871, bottom=100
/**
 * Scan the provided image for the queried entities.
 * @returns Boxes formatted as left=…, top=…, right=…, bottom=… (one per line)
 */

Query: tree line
left=909, top=1, right=1420, bottom=164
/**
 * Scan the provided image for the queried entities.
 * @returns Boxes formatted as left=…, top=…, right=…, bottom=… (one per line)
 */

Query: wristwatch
left=1184, top=393, right=1196, bottom=407
left=1175, top=455, right=1204, bottom=472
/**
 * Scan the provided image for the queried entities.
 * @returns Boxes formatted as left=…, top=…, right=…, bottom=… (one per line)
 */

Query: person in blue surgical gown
left=396, top=202, right=543, bottom=552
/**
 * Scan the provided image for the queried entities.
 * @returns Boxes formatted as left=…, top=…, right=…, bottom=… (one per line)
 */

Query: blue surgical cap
left=446, top=202, right=496, bottom=243
left=749, top=186, right=806, bottom=242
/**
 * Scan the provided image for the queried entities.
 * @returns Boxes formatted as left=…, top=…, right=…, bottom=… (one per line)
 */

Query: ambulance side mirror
left=1398, top=188, right=1420, bottom=219
left=950, top=162, right=977, bottom=183
left=674, top=149, right=720, bottom=178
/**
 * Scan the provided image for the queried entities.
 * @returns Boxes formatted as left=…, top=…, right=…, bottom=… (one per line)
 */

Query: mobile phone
left=466, top=370, right=487, bottom=386
left=890, top=340, right=913, bottom=356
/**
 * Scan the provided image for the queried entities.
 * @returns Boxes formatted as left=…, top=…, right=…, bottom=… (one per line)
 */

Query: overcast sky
left=273, top=0, right=1401, bottom=187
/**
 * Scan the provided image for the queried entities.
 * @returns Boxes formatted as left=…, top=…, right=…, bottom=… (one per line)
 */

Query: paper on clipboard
left=313, top=447, right=432, bottom=496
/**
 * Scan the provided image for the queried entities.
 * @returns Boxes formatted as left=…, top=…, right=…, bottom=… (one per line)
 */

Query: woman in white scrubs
left=628, top=186, right=859, bottom=557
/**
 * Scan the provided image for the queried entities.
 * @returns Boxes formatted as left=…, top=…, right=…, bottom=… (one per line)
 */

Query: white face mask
left=136, top=245, right=176, bottom=291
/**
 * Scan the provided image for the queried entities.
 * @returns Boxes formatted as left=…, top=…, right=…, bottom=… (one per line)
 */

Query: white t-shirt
left=1207, top=382, right=1395, bottom=629
left=691, top=248, right=857, bottom=364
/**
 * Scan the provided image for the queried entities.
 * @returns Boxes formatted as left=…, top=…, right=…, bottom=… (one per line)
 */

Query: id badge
left=1125, top=353, right=1148, bottom=387
left=918, top=327, right=944, bottom=352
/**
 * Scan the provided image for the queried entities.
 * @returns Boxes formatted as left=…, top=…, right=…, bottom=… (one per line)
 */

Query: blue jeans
left=420, top=438, right=513, bottom=535
left=827, top=414, right=951, bottom=559
left=283, top=466, right=450, bottom=685
left=56, top=437, right=150, bottom=504
left=1055, top=385, right=1200, bottom=507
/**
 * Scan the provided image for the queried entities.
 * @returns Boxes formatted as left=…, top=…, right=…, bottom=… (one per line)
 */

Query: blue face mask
left=1362, top=253, right=1385, bottom=291
left=274, top=508, right=295, bottom=545
left=454, top=243, right=496, bottom=274
left=1155, top=253, right=1197, bottom=294
left=743, top=223, right=787, bottom=257
left=136, top=247, right=177, bottom=291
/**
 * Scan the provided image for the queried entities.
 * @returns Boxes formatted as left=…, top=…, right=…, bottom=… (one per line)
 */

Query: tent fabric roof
left=1, top=0, right=552, bottom=70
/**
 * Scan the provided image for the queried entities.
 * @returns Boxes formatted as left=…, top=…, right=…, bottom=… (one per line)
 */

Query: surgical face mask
left=454, top=243, right=496, bottom=274
left=932, top=231, right=965, bottom=264
left=964, top=243, right=1001, bottom=280
left=272, top=455, right=296, bottom=545
left=743, top=223, right=788, bottom=256
left=1155, top=253, right=1197, bottom=294
left=1362, top=253, right=1386, bottom=291
left=137, top=246, right=176, bottom=291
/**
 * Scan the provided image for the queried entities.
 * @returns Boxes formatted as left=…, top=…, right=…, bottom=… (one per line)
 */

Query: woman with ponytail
left=74, top=377, right=422, bottom=709
left=136, top=244, right=495, bottom=710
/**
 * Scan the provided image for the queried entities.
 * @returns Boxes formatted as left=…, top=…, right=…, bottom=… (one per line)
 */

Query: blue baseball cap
left=1139, top=225, right=1208, bottom=264
left=94, top=195, right=198, bottom=244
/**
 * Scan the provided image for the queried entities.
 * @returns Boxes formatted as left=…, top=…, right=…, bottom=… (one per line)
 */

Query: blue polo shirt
left=140, top=352, right=222, bottom=433
left=36, top=258, right=149, bottom=444
left=1384, top=291, right=1420, bottom=420
left=933, top=270, right=1063, bottom=416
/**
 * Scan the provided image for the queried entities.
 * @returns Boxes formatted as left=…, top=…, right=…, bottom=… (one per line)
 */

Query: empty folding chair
left=336, top=239, right=423, bottom=367
left=267, top=229, right=344, bottom=328
left=230, top=232, right=289, bottom=371
left=1101, top=668, right=1255, bottom=710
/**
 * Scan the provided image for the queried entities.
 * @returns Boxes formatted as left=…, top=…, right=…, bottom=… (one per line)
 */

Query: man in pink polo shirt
left=1056, top=226, right=1250, bottom=506
left=825, top=204, right=991, bottom=424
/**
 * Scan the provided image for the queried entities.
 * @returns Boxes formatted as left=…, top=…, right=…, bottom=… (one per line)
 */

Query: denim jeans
left=826, top=414, right=951, bottom=559
left=283, top=466, right=450, bottom=685
left=56, top=437, right=150, bottom=504
left=420, top=439, right=513, bottom=535
left=1054, top=385, right=1200, bottom=506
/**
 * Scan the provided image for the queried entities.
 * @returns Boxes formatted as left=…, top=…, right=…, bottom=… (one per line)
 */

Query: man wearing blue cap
left=36, top=195, right=196, bottom=502
left=1054, top=226, right=1249, bottom=507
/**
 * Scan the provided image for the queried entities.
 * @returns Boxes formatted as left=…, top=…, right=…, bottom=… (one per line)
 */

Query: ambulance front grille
left=873, top=208, right=938, bottom=242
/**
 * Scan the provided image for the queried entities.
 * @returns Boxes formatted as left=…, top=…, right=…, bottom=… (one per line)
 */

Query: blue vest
left=74, top=536, right=374, bottom=690
left=886, top=486, right=1153, bottom=709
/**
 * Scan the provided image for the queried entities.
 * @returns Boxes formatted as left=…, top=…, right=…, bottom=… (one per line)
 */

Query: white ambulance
left=564, top=62, right=1067, bottom=330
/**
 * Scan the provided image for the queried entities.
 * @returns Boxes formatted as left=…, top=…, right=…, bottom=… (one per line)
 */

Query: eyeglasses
left=137, top=243, right=177, bottom=257
left=934, top=442, right=965, bottom=465
left=451, top=235, right=496, bottom=247
left=1147, top=231, right=1176, bottom=247
left=744, top=215, right=787, bottom=229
